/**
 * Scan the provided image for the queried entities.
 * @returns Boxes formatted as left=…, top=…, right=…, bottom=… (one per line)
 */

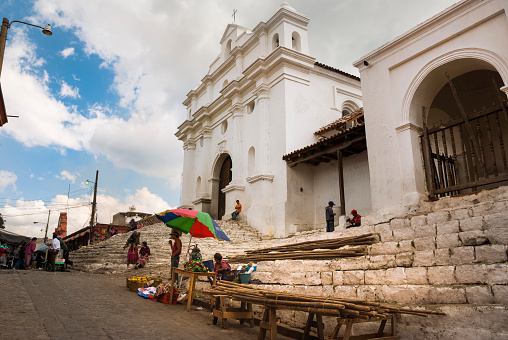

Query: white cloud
left=1, top=187, right=171, bottom=237
left=0, top=0, right=457, bottom=191
left=59, top=80, right=81, bottom=98
left=56, top=170, right=80, bottom=183
left=0, top=170, right=17, bottom=192
left=59, top=47, right=75, bottom=58
left=72, top=74, right=80, bottom=81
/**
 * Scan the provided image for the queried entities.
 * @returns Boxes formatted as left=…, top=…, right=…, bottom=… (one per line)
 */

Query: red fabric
left=127, top=245, right=138, bottom=264
left=351, top=214, right=361, bottom=224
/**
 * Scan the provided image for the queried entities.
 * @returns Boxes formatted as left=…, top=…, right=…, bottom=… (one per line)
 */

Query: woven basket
left=127, top=277, right=163, bottom=292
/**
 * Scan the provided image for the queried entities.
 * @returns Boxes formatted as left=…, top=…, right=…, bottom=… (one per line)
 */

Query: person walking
left=14, top=241, right=26, bottom=270
left=231, top=200, right=242, bottom=220
left=47, top=234, right=60, bottom=272
left=59, top=236, right=69, bottom=269
left=325, top=201, right=336, bottom=232
left=168, top=230, right=182, bottom=283
left=25, top=237, right=37, bottom=269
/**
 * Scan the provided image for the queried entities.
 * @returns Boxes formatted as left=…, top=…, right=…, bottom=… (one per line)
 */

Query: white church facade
left=177, top=0, right=508, bottom=236
left=176, top=2, right=369, bottom=236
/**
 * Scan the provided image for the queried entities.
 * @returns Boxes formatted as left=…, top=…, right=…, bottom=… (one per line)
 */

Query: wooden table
left=169, top=268, right=218, bottom=311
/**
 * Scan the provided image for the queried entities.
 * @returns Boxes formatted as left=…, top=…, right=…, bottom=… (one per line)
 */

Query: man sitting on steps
left=231, top=200, right=242, bottom=220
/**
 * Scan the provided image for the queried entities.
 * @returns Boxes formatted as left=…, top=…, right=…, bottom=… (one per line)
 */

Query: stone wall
left=247, top=186, right=508, bottom=338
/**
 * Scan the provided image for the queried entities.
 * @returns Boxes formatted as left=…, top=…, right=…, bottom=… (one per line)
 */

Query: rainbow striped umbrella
left=155, top=209, right=230, bottom=241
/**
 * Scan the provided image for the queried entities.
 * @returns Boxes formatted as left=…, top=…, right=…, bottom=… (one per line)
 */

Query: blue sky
left=0, top=0, right=457, bottom=237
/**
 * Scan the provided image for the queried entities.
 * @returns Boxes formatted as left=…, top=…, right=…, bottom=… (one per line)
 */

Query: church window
left=291, top=32, right=301, bottom=51
left=341, top=100, right=360, bottom=117
left=221, top=120, right=228, bottom=134
left=248, top=147, right=256, bottom=176
left=225, top=39, right=232, bottom=55
left=196, top=177, right=201, bottom=197
left=272, top=33, right=280, bottom=50
left=247, top=100, right=255, bottom=114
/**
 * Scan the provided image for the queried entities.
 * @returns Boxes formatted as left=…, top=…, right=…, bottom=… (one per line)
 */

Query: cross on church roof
left=232, top=9, right=237, bottom=23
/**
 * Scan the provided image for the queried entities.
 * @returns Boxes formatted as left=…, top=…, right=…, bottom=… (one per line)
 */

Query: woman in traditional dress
left=135, top=241, right=150, bottom=269
left=127, top=243, right=138, bottom=267
left=213, top=253, right=231, bottom=281
left=0, top=242, right=9, bottom=268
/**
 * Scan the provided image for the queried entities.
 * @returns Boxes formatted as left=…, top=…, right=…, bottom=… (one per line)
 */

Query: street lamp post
left=0, top=18, right=52, bottom=77
left=0, top=18, right=52, bottom=126
left=33, top=209, right=51, bottom=244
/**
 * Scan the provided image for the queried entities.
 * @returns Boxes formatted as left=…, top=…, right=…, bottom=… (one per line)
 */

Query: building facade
left=353, top=0, right=508, bottom=219
left=176, top=2, right=369, bottom=236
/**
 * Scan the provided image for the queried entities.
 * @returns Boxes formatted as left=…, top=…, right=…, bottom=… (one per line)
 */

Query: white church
left=176, top=0, right=508, bottom=237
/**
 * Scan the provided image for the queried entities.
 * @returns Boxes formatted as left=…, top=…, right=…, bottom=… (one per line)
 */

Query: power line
left=2, top=203, right=91, bottom=217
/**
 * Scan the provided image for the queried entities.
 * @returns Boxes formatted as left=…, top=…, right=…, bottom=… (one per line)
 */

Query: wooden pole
left=337, top=150, right=346, bottom=216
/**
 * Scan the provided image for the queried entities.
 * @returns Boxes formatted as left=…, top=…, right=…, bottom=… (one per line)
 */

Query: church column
left=259, top=31, right=268, bottom=58
left=396, top=123, right=428, bottom=205
left=255, top=85, right=272, bottom=172
left=230, top=104, right=244, bottom=182
left=201, top=127, right=212, bottom=196
left=235, top=53, right=243, bottom=80
left=180, top=140, right=196, bottom=208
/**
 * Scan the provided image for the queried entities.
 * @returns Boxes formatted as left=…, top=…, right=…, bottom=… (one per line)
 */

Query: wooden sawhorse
left=211, top=294, right=254, bottom=329
left=329, top=315, right=398, bottom=340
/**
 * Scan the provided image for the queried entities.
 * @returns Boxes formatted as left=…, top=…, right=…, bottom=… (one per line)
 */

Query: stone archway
left=211, top=153, right=233, bottom=219
left=409, top=59, right=508, bottom=197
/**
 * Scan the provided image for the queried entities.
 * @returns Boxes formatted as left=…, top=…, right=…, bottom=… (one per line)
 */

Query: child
left=213, top=253, right=231, bottom=281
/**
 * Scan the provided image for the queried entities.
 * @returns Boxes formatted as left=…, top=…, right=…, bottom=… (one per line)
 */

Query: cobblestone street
left=0, top=270, right=291, bottom=340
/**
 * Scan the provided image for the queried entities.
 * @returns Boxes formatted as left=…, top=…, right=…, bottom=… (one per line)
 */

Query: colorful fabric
left=183, top=260, right=207, bottom=272
left=351, top=214, right=361, bottom=225
left=140, top=246, right=150, bottom=257
left=137, top=255, right=149, bottom=268
left=214, top=260, right=231, bottom=272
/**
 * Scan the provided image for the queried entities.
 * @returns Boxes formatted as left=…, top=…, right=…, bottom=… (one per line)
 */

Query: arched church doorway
left=215, top=154, right=232, bottom=219
left=418, top=65, right=508, bottom=198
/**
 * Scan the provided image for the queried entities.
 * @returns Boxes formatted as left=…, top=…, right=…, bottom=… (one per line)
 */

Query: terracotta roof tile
left=314, top=108, right=364, bottom=135
left=283, top=123, right=365, bottom=161
left=314, top=62, right=361, bottom=81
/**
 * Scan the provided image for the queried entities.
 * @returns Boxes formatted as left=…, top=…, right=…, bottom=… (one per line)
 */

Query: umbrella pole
left=178, top=218, right=196, bottom=290
left=185, top=218, right=196, bottom=264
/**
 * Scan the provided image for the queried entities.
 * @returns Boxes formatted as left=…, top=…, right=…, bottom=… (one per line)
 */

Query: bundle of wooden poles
left=209, top=281, right=445, bottom=320
left=227, top=233, right=377, bottom=263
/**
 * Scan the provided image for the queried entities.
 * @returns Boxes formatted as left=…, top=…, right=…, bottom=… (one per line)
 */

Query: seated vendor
left=213, top=253, right=231, bottom=280
left=346, top=209, right=361, bottom=228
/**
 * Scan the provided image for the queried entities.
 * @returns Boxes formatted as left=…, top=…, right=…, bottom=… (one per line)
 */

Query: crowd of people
left=0, top=234, right=71, bottom=271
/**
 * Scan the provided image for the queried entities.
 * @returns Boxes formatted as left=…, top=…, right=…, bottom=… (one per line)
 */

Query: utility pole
left=0, top=18, right=9, bottom=77
left=44, top=210, right=51, bottom=244
left=88, top=170, right=98, bottom=245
